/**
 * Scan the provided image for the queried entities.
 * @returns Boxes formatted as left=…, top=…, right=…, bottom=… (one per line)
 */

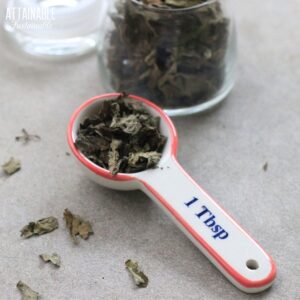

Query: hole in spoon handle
left=137, top=157, right=276, bottom=293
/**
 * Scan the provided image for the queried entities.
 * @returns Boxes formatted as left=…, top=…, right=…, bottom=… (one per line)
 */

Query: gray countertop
left=0, top=1, right=299, bottom=299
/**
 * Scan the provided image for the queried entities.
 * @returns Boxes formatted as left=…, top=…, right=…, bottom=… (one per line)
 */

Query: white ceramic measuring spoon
left=67, top=93, right=276, bottom=293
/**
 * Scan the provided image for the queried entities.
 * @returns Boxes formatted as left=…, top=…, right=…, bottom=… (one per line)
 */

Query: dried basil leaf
left=108, top=139, right=122, bottom=175
left=63, top=209, right=93, bottom=244
left=39, top=253, right=61, bottom=267
left=75, top=94, right=167, bottom=175
left=125, top=259, right=149, bottom=288
left=15, top=129, right=41, bottom=144
left=128, top=151, right=161, bottom=169
left=2, top=157, right=21, bottom=175
left=110, top=115, right=142, bottom=135
left=16, top=281, right=39, bottom=300
left=263, top=162, right=268, bottom=172
left=20, top=217, right=59, bottom=239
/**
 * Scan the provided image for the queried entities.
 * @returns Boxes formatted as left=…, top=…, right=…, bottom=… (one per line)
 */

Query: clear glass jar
left=98, top=0, right=237, bottom=116
left=4, top=0, right=110, bottom=58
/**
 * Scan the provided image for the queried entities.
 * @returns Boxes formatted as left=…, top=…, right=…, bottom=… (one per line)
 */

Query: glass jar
left=98, top=0, right=237, bottom=116
left=4, top=0, right=111, bottom=58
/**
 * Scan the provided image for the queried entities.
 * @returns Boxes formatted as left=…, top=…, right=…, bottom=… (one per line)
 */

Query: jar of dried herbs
left=98, top=0, right=237, bottom=116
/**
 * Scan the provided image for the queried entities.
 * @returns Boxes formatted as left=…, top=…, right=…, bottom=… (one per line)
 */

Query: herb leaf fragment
left=63, top=209, right=93, bottom=244
left=16, top=281, right=39, bottom=300
left=20, top=217, right=59, bottom=239
left=2, top=157, right=21, bottom=175
left=39, top=253, right=61, bottom=267
left=15, top=129, right=41, bottom=145
left=125, top=259, right=149, bottom=288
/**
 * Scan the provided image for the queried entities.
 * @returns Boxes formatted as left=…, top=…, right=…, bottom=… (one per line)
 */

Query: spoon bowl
left=67, top=93, right=177, bottom=190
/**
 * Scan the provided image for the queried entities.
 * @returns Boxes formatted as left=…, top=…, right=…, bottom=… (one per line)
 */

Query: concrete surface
left=0, top=1, right=299, bottom=299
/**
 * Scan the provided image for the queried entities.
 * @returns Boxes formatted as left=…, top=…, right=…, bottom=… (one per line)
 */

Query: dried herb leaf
left=16, top=129, right=41, bottom=144
left=2, top=157, right=21, bottom=175
left=63, top=209, right=93, bottom=243
left=128, top=151, right=161, bottom=169
left=75, top=94, right=166, bottom=175
left=39, top=253, right=61, bottom=267
left=263, top=162, right=268, bottom=172
left=20, top=217, right=59, bottom=239
left=108, top=139, right=122, bottom=175
left=125, top=259, right=149, bottom=288
left=102, top=0, right=230, bottom=109
left=16, top=281, right=39, bottom=300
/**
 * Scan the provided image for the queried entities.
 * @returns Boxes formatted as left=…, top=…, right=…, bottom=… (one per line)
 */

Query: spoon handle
left=137, top=157, right=276, bottom=293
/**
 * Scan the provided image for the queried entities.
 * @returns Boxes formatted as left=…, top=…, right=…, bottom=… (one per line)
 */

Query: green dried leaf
left=63, top=209, right=93, bottom=244
left=2, top=157, right=21, bottom=175
left=20, top=217, right=59, bottom=239
left=110, top=115, right=142, bottom=135
left=75, top=94, right=167, bottom=175
left=15, top=129, right=41, bottom=144
left=108, top=139, right=122, bottom=175
left=263, top=162, right=268, bottom=172
left=39, top=253, right=61, bottom=267
left=125, top=259, right=149, bottom=288
left=16, top=281, right=39, bottom=300
left=128, top=151, right=161, bottom=169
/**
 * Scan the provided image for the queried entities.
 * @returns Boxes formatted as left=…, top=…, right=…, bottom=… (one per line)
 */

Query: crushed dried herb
left=15, top=129, right=41, bottom=144
left=75, top=94, right=166, bottom=175
left=16, top=281, right=39, bottom=300
left=2, top=157, right=21, bottom=175
left=39, top=253, right=61, bottom=267
left=63, top=209, right=93, bottom=243
left=20, top=217, right=59, bottom=239
left=125, top=259, right=149, bottom=288
left=102, top=0, right=230, bottom=109
left=263, top=162, right=268, bottom=172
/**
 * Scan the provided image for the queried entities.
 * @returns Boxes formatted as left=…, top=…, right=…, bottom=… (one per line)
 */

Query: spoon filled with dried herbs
left=67, top=93, right=276, bottom=293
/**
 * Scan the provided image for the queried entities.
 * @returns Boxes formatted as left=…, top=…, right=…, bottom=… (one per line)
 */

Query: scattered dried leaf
left=20, top=217, right=59, bottom=239
left=15, top=129, right=41, bottom=144
left=125, top=259, right=149, bottom=288
left=16, top=281, right=39, bottom=300
left=63, top=209, right=93, bottom=243
left=2, top=157, right=21, bottom=175
left=39, top=253, right=61, bottom=267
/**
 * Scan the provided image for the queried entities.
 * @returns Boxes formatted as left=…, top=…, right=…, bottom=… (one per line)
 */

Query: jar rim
left=130, top=0, right=217, bottom=12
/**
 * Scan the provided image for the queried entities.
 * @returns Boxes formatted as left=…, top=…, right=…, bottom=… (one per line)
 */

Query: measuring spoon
left=67, top=93, right=276, bottom=293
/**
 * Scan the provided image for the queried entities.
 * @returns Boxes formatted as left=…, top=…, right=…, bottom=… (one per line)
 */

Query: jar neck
left=130, top=0, right=218, bottom=13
